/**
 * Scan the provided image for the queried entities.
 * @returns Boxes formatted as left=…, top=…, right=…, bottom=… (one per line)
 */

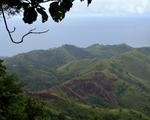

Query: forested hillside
left=4, top=44, right=133, bottom=90
left=3, top=44, right=150, bottom=119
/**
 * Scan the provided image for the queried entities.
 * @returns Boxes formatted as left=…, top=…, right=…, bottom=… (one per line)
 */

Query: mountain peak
left=87, top=43, right=131, bottom=49
left=86, top=43, right=133, bottom=58
left=62, top=44, right=78, bottom=49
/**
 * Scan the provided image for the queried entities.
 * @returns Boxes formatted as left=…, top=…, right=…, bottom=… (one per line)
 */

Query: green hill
left=54, top=47, right=150, bottom=115
left=43, top=98, right=150, bottom=120
left=86, top=43, right=132, bottom=58
left=4, top=44, right=133, bottom=91
left=3, top=44, right=150, bottom=117
left=4, top=45, right=95, bottom=90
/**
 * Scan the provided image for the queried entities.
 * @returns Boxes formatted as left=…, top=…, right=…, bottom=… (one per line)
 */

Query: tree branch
left=21, top=28, right=49, bottom=43
left=0, top=4, right=49, bottom=44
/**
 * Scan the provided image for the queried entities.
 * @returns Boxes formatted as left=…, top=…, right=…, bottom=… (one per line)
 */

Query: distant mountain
left=62, top=44, right=95, bottom=59
left=86, top=43, right=133, bottom=58
left=4, top=45, right=97, bottom=90
left=3, top=44, right=150, bottom=116
left=4, top=44, right=132, bottom=91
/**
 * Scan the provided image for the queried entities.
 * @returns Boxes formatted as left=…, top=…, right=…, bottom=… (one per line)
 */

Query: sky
left=71, top=0, right=150, bottom=15
left=0, top=0, right=150, bottom=56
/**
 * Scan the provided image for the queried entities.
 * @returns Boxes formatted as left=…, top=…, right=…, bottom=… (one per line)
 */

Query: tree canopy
left=0, top=0, right=92, bottom=24
left=0, top=0, right=92, bottom=43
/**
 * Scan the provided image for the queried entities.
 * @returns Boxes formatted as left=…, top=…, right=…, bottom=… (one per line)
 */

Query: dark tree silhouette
left=0, top=0, right=92, bottom=43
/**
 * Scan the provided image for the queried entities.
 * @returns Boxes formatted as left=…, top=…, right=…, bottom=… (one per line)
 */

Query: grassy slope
left=4, top=44, right=131, bottom=91
left=53, top=47, right=150, bottom=115
left=86, top=43, right=133, bottom=58
left=44, top=99, right=150, bottom=120
left=3, top=44, right=150, bottom=117
left=4, top=45, right=94, bottom=90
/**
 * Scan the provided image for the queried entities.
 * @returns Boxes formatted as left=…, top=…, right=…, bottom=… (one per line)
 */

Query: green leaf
left=49, top=2, right=66, bottom=23
left=60, top=0, right=73, bottom=12
left=23, top=7, right=38, bottom=24
left=37, top=8, right=48, bottom=23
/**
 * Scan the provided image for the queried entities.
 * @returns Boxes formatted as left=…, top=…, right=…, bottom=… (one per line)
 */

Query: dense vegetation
left=2, top=44, right=150, bottom=119
left=0, top=60, right=47, bottom=120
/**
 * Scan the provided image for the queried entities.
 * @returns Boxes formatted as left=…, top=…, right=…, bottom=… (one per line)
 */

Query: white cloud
left=70, top=0, right=150, bottom=16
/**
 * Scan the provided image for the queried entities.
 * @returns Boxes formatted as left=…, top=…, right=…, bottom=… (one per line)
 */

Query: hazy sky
left=0, top=0, right=150, bottom=56
left=72, top=0, right=150, bottom=15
